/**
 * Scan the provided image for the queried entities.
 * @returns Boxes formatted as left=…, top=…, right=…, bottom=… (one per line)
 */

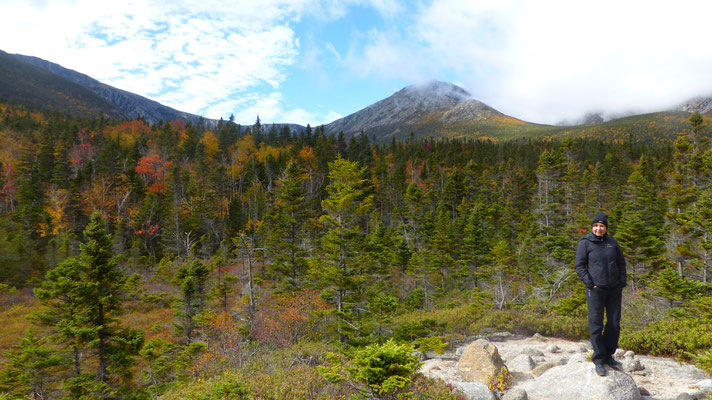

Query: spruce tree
left=174, top=259, right=210, bottom=342
left=34, top=212, right=142, bottom=396
left=617, top=169, right=665, bottom=290
left=0, top=329, right=66, bottom=399
left=266, top=161, right=309, bottom=289
left=309, top=156, right=373, bottom=342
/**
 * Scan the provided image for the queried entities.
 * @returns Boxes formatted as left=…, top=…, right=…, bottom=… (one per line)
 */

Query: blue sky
left=2, top=0, right=712, bottom=125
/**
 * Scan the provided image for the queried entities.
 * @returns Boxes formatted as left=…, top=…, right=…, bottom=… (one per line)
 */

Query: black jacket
left=575, top=233, right=627, bottom=289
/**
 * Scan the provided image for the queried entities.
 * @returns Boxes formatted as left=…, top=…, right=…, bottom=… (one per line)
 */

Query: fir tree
left=34, top=212, right=142, bottom=396
left=309, top=156, right=373, bottom=342
left=266, top=161, right=309, bottom=289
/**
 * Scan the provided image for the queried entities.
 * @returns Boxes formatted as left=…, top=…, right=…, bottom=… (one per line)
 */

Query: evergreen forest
left=0, top=103, right=711, bottom=399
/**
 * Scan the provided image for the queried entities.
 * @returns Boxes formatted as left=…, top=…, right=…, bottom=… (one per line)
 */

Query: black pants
left=586, top=286, right=622, bottom=365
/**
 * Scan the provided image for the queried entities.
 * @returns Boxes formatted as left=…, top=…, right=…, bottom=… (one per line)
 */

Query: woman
left=574, top=212, right=627, bottom=376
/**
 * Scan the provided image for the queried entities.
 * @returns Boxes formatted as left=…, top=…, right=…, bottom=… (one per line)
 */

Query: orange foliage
left=135, top=154, right=173, bottom=194
left=104, top=120, right=151, bottom=149
left=205, top=311, right=247, bottom=354
left=250, top=290, right=329, bottom=347
left=80, top=178, right=117, bottom=219
left=170, top=118, right=186, bottom=132
left=0, top=132, right=21, bottom=173
left=68, top=128, right=96, bottom=169
left=42, top=187, right=70, bottom=236
left=255, top=144, right=280, bottom=163
left=298, top=145, right=317, bottom=170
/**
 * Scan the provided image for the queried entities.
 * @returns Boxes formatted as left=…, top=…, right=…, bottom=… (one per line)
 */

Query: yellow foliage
left=299, top=145, right=317, bottom=170
left=0, top=129, right=22, bottom=169
left=201, top=130, right=220, bottom=158
left=44, top=187, right=70, bottom=236
left=228, top=134, right=257, bottom=179
left=256, top=144, right=280, bottom=163
left=104, top=120, right=150, bottom=149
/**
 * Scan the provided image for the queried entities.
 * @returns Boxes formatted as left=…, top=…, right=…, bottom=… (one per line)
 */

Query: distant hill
left=0, top=49, right=126, bottom=119
left=323, top=80, right=525, bottom=141
left=10, top=52, right=207, bottom=126
left=322, top=80, right=704, bottom=143
left=2, top=50, right=705, bottom=142
left=679, top=96, right=712, bottom=115
left=2, top=50, right=306, bottom=133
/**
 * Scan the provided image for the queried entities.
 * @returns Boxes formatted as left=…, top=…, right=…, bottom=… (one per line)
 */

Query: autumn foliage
left=136, top=153, right=173, bottom=194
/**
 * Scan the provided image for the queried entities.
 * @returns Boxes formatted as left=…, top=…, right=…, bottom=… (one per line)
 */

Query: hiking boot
left=605, top=358, right=623, bottom=370
left=595, top=364, right=607, bottom=376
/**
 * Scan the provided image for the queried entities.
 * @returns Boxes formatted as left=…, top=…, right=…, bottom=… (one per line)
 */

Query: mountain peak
left=401, top=80, right=471, bottom=102
left=324, top=80, right=504, bottom=141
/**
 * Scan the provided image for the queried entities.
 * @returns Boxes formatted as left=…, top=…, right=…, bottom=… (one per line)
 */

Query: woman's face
left=592, top=222, right=607, bottom=236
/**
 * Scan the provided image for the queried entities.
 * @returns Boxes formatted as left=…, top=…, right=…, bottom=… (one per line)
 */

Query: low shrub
left=620, top=318, right=712, bottom=360
left=469, top=310, right=588, bottom=339
left=158, top=370, right=248, bottom=400
left=409, top=375, right=467, bottom=400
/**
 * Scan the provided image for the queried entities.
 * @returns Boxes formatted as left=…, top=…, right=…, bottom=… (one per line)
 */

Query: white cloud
left=203, top=91, right=339, bottom=127
left=349, top=0, right=712, bottom=123
left=0, top=0, right=313, bottom=118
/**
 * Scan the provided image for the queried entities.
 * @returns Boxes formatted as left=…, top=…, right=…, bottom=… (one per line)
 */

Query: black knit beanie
left=591, top=212, right=608, bottom=228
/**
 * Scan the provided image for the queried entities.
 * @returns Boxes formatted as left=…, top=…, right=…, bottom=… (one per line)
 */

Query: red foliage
left=68, top=128, right=96, bottom=168
left=170, top=118, right=186, bottom=132
left=0, top=164, right=16, bottom=200
left=135, top=154, right=173, bottom=194
left=147, top=182, right=168, bottom=194
left=120, top=120, right=151, bottom=135
left=136, top=223, right=160, bottom=236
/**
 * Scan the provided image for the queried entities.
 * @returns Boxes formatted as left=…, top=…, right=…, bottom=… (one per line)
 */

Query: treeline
left=0, top=103, right=711, bottom=399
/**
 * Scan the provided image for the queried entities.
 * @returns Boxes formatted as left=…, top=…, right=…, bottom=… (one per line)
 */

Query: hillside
left=2, top=49, right=706, bottom=143
left=322, top=80, right=700, bottom=143
left=11, top=52, right=207, bottom=125
left=0, top=49, right=126, bottom=119
left=323, top=80, right=519, bottom=141
left=0, top=103, right=710, bottom=399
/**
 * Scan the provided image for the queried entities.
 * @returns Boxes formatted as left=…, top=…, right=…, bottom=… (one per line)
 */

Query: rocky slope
left=11, top=53, right=206, bottom=125
left=0, top=49, right=126, bottom=119
left=421, top=333, right=711, bottom=400
left=680, top=96, right=712, bottom=115
left=323, top=80, right=509, bottom=141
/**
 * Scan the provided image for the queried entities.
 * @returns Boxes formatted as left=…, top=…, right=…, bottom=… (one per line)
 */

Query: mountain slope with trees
left=3, top=48, right=712, bottom=400
left=0, top=102, right=710, bottom=399
left=10, top=52, right=206, bottom=126
left=0, top=50, right=126, bottom=120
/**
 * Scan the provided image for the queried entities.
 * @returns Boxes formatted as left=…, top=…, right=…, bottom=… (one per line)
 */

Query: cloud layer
left=349, top=0, right=712, bottom=123
left=1, top=0, right=323, bottom=123
left=2, top=0, right=712, bottom=125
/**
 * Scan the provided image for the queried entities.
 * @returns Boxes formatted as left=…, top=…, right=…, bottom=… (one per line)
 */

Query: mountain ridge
left=323, top=80, right=512, bottom=141
left=2, top=50, right=710, bottom=142
left=12, top=53, right=209, bottom=126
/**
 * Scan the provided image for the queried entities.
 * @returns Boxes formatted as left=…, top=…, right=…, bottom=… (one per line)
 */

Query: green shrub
left=320, top=340, right=422, bottom=399
left=620, top=318, right=712, bottom=360
left=395, top=291, right=492, bottom=335
left=695, top=348, right=712, bottom=375
left=409, top=375, right=467, bottom=400
left=393, top=319, right=443, bottom=341
left=469, top=310, right=588, bottom=340
left=352, top=340, right=421, bottom=398
left=158, top=370, right=248, bottom=400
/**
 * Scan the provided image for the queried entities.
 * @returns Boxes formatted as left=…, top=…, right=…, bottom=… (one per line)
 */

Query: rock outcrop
left=456, top=338, right=507, bottom=384
left=420, top=334, right=712, bottom=400
left=519, top=357, right=641, bottom=400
